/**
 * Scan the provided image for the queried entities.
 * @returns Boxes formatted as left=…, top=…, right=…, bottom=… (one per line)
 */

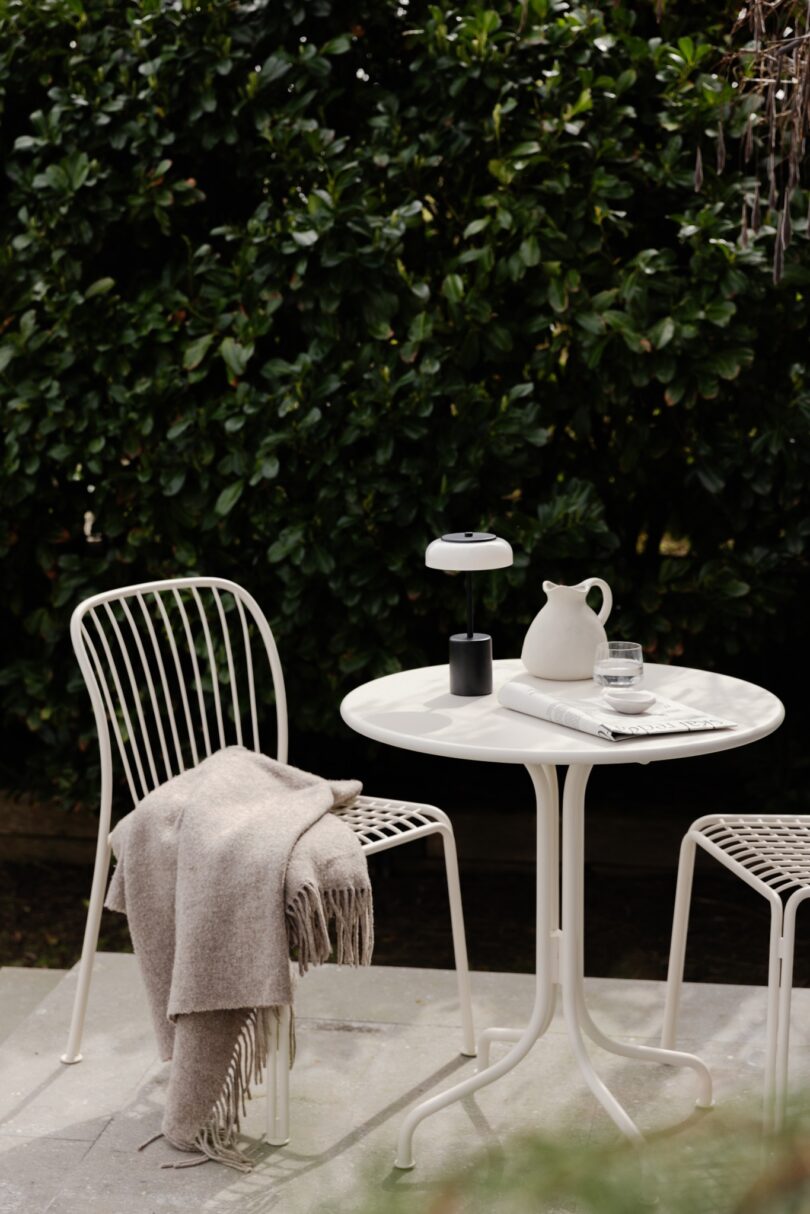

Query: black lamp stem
left=465, top=571, right=474, bottom=638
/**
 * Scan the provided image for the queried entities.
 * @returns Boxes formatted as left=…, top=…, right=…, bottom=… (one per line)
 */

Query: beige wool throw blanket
left=105, top=746, right=373, bottom=1170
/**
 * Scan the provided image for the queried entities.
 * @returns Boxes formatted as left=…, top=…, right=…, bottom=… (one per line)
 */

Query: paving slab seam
left=0, top=1123, right=113, bottom=1142
left=296, top=1014, right=476, bottom=1032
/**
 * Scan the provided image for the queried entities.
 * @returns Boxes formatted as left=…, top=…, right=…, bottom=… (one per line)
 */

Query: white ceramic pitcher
left=521, top=578, right=613, bottom=680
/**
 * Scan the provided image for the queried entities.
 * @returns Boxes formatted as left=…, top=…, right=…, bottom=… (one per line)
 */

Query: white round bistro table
left=340, top=658, right=785, bottom=1168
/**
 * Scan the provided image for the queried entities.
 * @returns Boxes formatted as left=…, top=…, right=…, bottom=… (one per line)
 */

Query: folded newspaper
left=498, top=678, right=736, bottom=742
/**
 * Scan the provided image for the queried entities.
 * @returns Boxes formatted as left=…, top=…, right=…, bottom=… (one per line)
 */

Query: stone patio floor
left=1, top=955, right=808, bottom=1214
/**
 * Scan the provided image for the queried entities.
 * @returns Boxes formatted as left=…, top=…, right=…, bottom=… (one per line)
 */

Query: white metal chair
left=61, top=576, right=475, bottom=1146
left=661, top=813, right=810, bottom=1132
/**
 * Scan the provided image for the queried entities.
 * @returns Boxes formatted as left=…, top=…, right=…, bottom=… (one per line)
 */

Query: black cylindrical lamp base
left=449, top=633, right=493, bottom=697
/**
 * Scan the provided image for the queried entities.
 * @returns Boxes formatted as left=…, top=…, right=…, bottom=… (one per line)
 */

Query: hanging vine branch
left=703, top=1, right=810, bottom=282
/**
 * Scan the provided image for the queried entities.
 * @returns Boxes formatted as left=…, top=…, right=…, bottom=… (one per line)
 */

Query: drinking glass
left=593, top=641, right=643, bottom=688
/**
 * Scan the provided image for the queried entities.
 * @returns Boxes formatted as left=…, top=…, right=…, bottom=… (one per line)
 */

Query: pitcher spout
left=542, top=579, right=587, bottom=598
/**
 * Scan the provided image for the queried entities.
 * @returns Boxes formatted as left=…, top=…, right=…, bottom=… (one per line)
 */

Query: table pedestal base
left=394, top=763, right=713, bottom=1170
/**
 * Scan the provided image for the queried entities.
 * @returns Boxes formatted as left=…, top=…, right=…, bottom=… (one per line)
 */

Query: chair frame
left=661, top=812, right=810, bottom=1133
left=61, top=576, right=475, bottom=1147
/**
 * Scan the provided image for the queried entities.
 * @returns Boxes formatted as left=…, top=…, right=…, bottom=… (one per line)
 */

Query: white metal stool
left=662, top=813, right=810, bottom=1131
left=60, top=576, right=475, bottom=1149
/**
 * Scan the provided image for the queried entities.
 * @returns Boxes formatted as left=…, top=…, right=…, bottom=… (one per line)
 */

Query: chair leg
left=661, top=834, right=697, bottom=1050
left=61, top=838, right=112, bottom=1064
left=266, top=1005, right=291, bottom=1146
left=761, top=898, right=785, bottom=1133
left=436, top=824, right=476, bottom=1057
left=772, top=889, right=810, bottom=1133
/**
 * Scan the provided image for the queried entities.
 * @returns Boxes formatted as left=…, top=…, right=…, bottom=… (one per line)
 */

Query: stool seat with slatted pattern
left=60, top=576, right=475, bottom=1150
left=661, top=813, right=810, bottom=1132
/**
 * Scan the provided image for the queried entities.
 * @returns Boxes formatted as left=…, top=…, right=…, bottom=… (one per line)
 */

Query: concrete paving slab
left=586, top=1037, right=776, bottom=1143
left=48, top=1020, right=595, bottom=1214
left=295, top=964, right=810, bottom=1058
left=296, top=963, right=537, bottom=1036
left=0, top=968, right=66, bottom=1045
left=0, top=1134, right=92, bottom=1214
left=0, top=953, right=156, bottom=1141
left=0, top=954, right=805, bottom=1214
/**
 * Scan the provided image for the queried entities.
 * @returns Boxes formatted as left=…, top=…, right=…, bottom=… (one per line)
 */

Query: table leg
left=394, top=763, right=559, bottom=1170
left=393, top=761, right=714, bottom=1170
left=560, top=764, right=713, bottom=1138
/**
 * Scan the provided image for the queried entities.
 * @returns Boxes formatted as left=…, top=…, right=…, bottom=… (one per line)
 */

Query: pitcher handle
left=582, top=578, right=612, bottom=625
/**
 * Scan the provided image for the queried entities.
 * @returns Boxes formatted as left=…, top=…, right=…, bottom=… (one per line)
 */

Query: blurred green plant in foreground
left=348, top=1106, right=810, bottom=1214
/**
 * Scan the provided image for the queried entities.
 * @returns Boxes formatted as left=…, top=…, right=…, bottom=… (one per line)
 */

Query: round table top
left=340, top=659, right=784, bottom=767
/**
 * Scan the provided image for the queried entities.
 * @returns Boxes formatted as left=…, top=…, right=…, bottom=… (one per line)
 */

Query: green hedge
left=1, top=0, right=808, bottom=804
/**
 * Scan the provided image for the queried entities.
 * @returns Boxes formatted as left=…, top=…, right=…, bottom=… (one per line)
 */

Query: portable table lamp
left=425, top=531, right=514, bottom=696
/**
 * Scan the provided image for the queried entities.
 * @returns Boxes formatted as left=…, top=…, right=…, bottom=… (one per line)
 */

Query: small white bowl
left=603, top=689, right=656, bottom=715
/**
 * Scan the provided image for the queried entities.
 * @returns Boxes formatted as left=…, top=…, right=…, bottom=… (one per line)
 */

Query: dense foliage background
left=1, top=0, right=808, bottom=806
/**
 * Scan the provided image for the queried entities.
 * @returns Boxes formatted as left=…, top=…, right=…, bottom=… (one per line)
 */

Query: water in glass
left=593, top=658, right=642, bottom=687
left=593, top=641, right=643, bottom=687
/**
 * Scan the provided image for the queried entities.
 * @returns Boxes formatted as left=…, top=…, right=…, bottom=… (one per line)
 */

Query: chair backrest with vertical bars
left=71, top=577, right=288, bottom=813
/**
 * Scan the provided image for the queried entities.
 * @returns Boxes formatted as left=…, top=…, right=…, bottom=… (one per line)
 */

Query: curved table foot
left=476, top=1026, right=524, bottom=1073
left=576, top=985, right=714, bottom=1108
left=561, top=765, right=713, bottom=1136
left=395, top=1004, right=553, bottom=1169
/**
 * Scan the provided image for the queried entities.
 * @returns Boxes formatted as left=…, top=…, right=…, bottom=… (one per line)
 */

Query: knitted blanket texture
left=105, top=746, right=373, bottom=1170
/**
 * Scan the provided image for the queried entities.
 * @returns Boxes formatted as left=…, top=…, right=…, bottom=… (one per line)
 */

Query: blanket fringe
left=287, top=884, right=374, bottom=974
left=169, top=1005, right=295, bottom=1173
left=138, top=1132, right=164, bottom=1152
left=165, top=888, right=371, bottom=1172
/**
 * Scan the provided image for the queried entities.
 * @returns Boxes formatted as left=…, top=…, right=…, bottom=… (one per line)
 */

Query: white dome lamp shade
left=425, top=531, right=514, bottom=696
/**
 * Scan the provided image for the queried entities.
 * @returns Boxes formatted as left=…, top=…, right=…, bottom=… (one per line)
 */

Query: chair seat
left=690, top=813, right=810, bottom=897
left=666, top=812, right=810, bottom=1133
left=334, top=794, right=451, bottom=856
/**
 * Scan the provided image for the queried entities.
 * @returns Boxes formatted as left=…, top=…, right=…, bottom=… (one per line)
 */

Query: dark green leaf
left=84, top=277, right=115, bottom=299
left=650, top=317, right=675, bottom=349
left=219, top=337, right=254, bottom=378
left=704, top=301, right=736, bottom=327
left=408, top=313, right=433, bottom=343
left=184, top=334, right=214, bottom=370
left=214, top=480, right=244, bottom=516
left=548, top=279, right=567, bottom=313
left=441, top=274, right=465, bottom=303
left=321, top=34, right=351, bottom=55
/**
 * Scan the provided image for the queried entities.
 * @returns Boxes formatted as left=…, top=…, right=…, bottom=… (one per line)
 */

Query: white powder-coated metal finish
left=340, top=659, right=784, bottom=1168
left=60, top=578, right=476, bottom=1152
left=663, top=813, right=810, bottom=1134
left=340, top=658, right=783, bottom=766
